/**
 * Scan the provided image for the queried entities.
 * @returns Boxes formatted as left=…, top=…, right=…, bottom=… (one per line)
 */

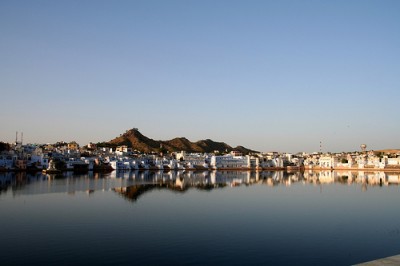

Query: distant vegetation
left=0, top=142, right=11, bottom=152
left=96, top=142, right=118, bottom=148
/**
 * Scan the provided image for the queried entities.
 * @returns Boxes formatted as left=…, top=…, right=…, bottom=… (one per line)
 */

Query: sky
left=0, top=0, right=399, bottom=153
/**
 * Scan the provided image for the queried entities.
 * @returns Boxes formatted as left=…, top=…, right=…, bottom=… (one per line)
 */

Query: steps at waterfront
left=355, top=255, right=400, bottom=265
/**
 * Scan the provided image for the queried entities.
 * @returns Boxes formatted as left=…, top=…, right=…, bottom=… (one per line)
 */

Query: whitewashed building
left=210, top=155, right=248, bottom=169
left=319, top=156, right=338, bottom=168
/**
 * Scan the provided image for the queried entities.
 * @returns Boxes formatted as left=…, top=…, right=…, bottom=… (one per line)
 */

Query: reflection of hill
left=113, top=184, right=190, bottom=202
left=113, top=185, right=158, bottom=202
left=113, top=183, right=227, bottom=202
left=195, top=184, right=226, bottom=191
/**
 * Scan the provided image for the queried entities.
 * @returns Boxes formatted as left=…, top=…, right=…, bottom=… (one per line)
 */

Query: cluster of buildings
left=1, top=137, right=399, bottom=172
left=0, top=141, right=283, bottom=172
left=303, top=150, right=400, bottom=170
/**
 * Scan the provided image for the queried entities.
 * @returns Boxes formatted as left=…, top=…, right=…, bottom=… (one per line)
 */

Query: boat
left=42, top=159, right=61, bottom=174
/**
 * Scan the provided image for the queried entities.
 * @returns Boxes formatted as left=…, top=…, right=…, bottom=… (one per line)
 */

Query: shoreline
left=2, top=166, right=400, bottom=173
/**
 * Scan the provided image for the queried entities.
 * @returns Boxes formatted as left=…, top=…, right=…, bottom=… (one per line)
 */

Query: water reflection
left=1, top=170, right=400, bottom=266
left=302, top=170, right=398, bottom=186
left=1, top=170, right=400, bottom=199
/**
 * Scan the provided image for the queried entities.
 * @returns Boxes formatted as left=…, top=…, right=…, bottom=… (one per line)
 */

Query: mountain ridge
left=106, top=128, right=258, bottom=154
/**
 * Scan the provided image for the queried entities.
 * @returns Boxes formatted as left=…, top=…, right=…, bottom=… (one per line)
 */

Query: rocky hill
left=105, top=128, right=257, bottom=154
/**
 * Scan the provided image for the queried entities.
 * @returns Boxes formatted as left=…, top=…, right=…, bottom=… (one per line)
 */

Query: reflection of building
left=4, top=170, right=400, bottom=204
left=303, top=170, right=337, bottom=184
left=387, top=174, right=400, bottom=184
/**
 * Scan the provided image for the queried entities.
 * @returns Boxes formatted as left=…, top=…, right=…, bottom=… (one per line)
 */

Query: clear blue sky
left=1, top=0, right=399, bottom=153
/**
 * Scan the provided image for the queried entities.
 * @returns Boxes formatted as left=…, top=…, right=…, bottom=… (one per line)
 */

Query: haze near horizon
left=1, top=0, right=399, bottom=153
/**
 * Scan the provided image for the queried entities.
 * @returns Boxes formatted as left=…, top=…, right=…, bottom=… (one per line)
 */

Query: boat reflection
left=1, top=170, right=400, bottom=199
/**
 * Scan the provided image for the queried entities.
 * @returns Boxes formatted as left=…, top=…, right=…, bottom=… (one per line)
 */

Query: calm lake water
left=1, top=170, right=400, bottom=265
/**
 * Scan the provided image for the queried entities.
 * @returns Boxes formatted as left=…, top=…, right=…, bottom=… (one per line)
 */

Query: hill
left=105, top=128, right=257, bottom=154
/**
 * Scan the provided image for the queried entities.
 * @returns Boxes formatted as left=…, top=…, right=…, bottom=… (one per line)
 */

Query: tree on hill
left=96, top=142, right=118, bottom=148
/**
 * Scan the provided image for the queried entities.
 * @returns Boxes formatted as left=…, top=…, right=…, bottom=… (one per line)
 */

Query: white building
left=319, top=156, right=338, bottom=169
left=210, top=155, right=249, bottom=169
left=260, top=156, right=284, bottom=168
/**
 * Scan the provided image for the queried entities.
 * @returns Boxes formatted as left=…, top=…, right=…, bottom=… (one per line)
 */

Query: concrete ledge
left=355, top=255, right=400, bottom=265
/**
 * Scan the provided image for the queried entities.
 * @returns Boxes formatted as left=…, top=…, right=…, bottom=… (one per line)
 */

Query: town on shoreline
left=1, top=137, right=400, bottom=173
